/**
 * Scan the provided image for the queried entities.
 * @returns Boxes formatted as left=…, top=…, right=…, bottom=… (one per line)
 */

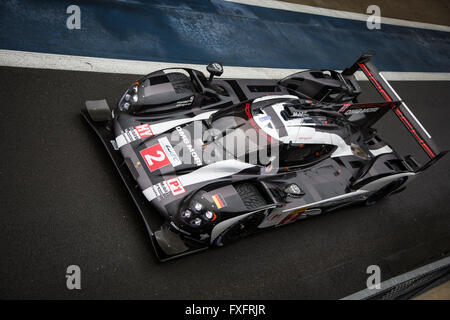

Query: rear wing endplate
left=343, top=53, right=447, bottom=171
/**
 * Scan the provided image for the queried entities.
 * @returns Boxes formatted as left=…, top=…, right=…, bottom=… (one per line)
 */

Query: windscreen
left=207, top=103, right=279, bottom=165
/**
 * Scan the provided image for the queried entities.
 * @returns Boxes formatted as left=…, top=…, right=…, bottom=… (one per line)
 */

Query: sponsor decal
left=167, top=177, right=186, bottom=196
left=267, top=212, right=282, bottom=221
left=175, top=126, right=203, bottom=166
left=176, top=96, right=194, bottom=107
left=289, top=110, right=308, bottom=117
left=245, top=103, right=273, bottom=143
left=118, top=123, right=153, bottom=147
left=344, top=108, right=379, bottom=115
left=259, top=115, right=271, bottom=121
left=212, top=193, right=226, bottom=209
left=199, top=233, right=210, bottom=240
left=122, top=128, right=140, bottom=144
left=277, top=207, right=308, bottom=226
left=158, top=137, right=182, bottom=167
left=140, top=144, right=171, bottom=172
left=151, top=180, right=171, bottom=199
left=135, top=123, right=153, bottom=138
left=260, top=162, right=274, bottom=174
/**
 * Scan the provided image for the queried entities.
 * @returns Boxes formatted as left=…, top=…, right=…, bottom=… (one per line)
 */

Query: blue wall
left=0, top=0, right=449, bottom=72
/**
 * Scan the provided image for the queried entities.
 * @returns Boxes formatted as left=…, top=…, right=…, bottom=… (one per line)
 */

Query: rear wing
left=338, top=101, right=402, bottom=116
left=342, top=53, right=447, bottom=172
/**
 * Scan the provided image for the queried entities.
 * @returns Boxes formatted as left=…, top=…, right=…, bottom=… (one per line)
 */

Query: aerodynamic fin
left=343, top=53, right=447, bottom=171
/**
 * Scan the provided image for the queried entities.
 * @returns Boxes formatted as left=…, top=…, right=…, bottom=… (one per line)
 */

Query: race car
left=82, top=53, right=447, bottom=261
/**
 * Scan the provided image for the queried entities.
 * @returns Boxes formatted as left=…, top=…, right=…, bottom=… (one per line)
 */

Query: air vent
left=247, top=85, right=281, bottom=93
left=149, top=75, right=169, bottom=85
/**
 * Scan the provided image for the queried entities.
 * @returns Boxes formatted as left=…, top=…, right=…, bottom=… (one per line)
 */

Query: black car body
left=83, top=54, right=446, bottom=261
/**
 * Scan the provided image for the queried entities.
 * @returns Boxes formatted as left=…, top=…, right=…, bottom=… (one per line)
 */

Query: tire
left=214, top=183, right=267, bottom=247
left=234, top=183, right=267, bottom=210
left=214, top=211, right=266, bottom=247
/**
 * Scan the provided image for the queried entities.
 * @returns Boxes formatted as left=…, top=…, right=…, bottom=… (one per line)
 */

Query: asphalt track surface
left=0, top=66, right=449, bottom=299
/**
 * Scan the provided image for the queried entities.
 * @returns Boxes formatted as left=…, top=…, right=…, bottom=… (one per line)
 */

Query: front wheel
left=214, top=211, right=266, bottom=247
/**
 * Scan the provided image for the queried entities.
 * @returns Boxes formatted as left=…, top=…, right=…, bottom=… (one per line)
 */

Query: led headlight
left=204, top=211, right=214, bottom=220
left=182, top=209, right=192, bottom=219
left=193, top=201, right=203, bottom=212
left=132, top=94, right=138, bottom=103
left=119, top=102, right=130, bottom=111
left=179, top=195, right=217, bottom=229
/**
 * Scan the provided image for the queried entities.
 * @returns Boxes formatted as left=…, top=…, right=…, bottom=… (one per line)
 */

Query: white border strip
left=1, top=49, right=450, bottom=81
left=225, top=0, right=450, bottom=32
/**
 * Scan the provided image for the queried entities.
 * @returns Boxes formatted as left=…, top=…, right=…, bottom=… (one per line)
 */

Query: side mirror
left=206, top=62, right=224, bottom=82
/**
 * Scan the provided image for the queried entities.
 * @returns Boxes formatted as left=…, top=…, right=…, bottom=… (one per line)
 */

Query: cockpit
left=205, top=96, right=346, bottom=168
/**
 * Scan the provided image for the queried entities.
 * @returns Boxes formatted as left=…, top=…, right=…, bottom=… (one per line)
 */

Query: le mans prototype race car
left=83, top=54, right=446, bottom=261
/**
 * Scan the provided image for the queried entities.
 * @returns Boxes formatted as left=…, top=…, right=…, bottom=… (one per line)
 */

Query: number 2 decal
left=144, top=150, right=166, bottom=165
left=140, top=144, right=170, bottom=172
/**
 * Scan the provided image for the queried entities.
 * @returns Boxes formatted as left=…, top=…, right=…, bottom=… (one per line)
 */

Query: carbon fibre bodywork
left=82, top=55, right=446, bottom=261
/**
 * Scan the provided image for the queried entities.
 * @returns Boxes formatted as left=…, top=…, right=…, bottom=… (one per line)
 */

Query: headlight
left=192, top=218, right=202, bottom=226
left=181, top=209, right=192, bottom=219
left=119, top=102, right=130, bottom=111
left=193, top=201, right=203, bottom=211
left=132, top=94, right=138, bottom=103
left=204, top=211, right=214, bottom=220
left=179, top=195, right=217, bottom=229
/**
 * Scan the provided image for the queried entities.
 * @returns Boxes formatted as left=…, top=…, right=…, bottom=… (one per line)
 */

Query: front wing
left=82, top=109, right=209, bottom=261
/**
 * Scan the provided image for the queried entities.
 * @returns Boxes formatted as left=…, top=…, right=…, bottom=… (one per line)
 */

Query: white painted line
left=1, top=49, right=450, bottom=81
left=375, top=72, right=450, bottom=82
left=225, top=0, right=450, bottom=32
left=0, top=49, right=303, bottom=79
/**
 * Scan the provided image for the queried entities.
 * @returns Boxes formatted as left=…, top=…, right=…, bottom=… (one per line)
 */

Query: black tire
left=214, top=183, right=267, bottom=246
left=234, top=183, right=267, bottom=210
left=214, top=211, right=266, bottom=247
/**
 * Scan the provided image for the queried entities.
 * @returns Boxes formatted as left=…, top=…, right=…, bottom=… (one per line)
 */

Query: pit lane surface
left=0, top=66, right=449, bottom=299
